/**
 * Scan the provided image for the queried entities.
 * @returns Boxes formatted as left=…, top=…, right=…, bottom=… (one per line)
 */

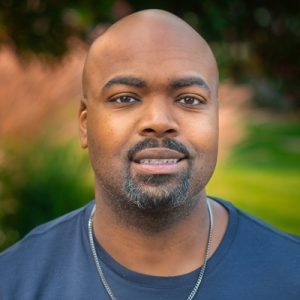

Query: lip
left=130, top=148, right=187, bottom=175
left=132, top=148, right=186, bottom=163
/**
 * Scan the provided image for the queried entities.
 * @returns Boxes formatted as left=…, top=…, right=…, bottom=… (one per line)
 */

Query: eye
left=176, top=96, right=205, bottom=106
left=111, top=95, right=139, bottom=104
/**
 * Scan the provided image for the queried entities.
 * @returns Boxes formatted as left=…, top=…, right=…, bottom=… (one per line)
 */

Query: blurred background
left=0, top=0, right=299, bottom=251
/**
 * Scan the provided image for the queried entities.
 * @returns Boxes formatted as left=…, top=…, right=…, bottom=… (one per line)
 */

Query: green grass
left=207, top=120, right=300, bottom=236
left=207, top=165, right=300, bottom=235
left=227, top=120, right=300, bottom=170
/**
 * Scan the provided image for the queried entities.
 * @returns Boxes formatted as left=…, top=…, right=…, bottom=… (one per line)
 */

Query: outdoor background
left=0, top=0, right=299, bottom=251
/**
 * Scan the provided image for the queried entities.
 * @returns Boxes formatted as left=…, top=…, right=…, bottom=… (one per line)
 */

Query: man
left=0, top=9, right=299, bottom=300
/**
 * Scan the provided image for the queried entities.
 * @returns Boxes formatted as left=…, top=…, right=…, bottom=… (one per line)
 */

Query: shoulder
left=0, top=201, right=93, bottom=271
left=211, top=196, right=300, bottom=264
left=212, top=196, right=300, bottom=247
left=0, top=202, right=95, bottom=298
left=236, top=203, right=300, bottom=248
left=210, top=196, right=300, bottom=294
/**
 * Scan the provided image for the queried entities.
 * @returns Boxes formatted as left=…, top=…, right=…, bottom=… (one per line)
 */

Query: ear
left=79, top=99, right=88, bottom=149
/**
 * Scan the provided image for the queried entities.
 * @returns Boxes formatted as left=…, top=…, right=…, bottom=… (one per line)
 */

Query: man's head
left=79, top=9, right=219, bottom=225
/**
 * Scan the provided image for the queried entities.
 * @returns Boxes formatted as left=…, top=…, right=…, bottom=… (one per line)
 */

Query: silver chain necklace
left=88, top=198, right=213, bottom=300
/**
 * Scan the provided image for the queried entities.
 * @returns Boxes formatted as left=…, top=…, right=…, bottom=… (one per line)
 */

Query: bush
left=0, top=137, right=94, bottom=251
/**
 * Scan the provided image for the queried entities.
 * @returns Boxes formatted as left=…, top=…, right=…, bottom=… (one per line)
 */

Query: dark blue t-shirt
left=1, top=197, right=300, bottom=299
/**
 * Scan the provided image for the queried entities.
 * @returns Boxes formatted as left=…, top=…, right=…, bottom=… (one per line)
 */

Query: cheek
left=87, top=111, right=118, bottom=153
left=187, top=124, right=218, bottom=194
left=86, top=117, right=117, bottom=174
left=86, top=108, right=138, bottom=168
left=184, top=115, right=218, bottom=182
left=187, top=115, right=218, bottom=153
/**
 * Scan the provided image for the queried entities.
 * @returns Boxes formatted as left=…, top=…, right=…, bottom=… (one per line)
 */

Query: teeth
left=139, top=159, right=179, bottom=164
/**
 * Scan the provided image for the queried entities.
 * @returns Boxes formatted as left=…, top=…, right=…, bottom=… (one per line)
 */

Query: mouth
left=130, top=148, right=188, bottom=175
left=139, top=158, right=180, bottom=164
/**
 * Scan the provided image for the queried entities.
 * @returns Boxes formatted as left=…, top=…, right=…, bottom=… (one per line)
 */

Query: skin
left=79, top=9, right=228, bottom=276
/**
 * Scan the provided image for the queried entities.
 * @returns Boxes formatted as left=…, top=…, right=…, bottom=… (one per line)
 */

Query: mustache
left=127, top=138, right=190, bottom=160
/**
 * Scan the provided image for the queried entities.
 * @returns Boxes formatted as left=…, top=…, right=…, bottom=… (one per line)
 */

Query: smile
left=139, top=158, right=180, bottom=164
left=131, top=148, right=187, bottom=175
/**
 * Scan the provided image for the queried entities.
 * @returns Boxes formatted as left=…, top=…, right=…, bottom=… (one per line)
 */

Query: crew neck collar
left=83, top=197, right=238, bottom=288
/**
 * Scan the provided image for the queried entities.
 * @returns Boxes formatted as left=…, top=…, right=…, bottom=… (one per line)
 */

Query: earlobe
left=79, top=100, right=88, bottom=149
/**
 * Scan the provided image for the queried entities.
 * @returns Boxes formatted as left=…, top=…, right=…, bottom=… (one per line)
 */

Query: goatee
left=123, top=138, right=191, bottom=210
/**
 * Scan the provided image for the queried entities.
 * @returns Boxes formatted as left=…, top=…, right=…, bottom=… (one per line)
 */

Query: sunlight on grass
left=207, top=165, right=300, bottom=235
left=207, top=120, right=300, bottom=236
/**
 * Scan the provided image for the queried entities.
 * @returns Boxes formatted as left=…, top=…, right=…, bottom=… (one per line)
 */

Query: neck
left=92, top=188, right=218, bottom=276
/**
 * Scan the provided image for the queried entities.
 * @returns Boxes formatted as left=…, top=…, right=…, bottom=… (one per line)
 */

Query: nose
left=138, top=99, right=179, bottom=138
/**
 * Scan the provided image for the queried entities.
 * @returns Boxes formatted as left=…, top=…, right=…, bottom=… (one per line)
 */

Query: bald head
left=82, top=9, right=218, bottom=99
left=79, top=10, right=219, bottom=219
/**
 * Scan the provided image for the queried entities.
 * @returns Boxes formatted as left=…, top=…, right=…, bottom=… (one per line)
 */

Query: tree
left=1, top=0, right=299, bottom=109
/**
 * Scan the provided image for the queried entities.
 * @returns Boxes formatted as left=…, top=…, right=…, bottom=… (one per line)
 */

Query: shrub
left=0, top=137, right=94, bottom=251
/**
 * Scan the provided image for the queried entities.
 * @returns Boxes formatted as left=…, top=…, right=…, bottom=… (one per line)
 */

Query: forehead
left=85, top=19, right=218, bottom=96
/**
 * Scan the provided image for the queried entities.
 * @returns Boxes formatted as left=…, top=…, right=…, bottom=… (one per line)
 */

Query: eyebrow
left=102, top=75, right=211, bottom=93
left=102, top=76, right=147, bottom=90
left=170, top=76, right=211, bottom=93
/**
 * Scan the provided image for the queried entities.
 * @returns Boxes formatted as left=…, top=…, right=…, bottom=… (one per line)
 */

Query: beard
left=123, top=166, right=191, bottom=210
left=122, top=138, right=192, bottom=210
left=94, top=138, right=206, bottom=232
left=115, top=159, right=196, bottom=232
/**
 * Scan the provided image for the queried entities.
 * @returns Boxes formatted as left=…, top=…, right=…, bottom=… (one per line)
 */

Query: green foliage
left=0, top=138, right=94, bottom=251
left=228, top=120, right=300, bottom=170
left=207, top=119, right=300, bottom=236
left=1, top=0, right=298, bottom=108
left=0, top=0, right=115, bottom=57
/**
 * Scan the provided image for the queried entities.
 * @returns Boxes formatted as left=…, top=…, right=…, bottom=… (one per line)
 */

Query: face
left=80, top=22, right=219, bottom=213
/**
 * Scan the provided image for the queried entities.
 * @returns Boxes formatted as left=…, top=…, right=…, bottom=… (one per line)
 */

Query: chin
left=123, top=173, right=191, bottom=210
